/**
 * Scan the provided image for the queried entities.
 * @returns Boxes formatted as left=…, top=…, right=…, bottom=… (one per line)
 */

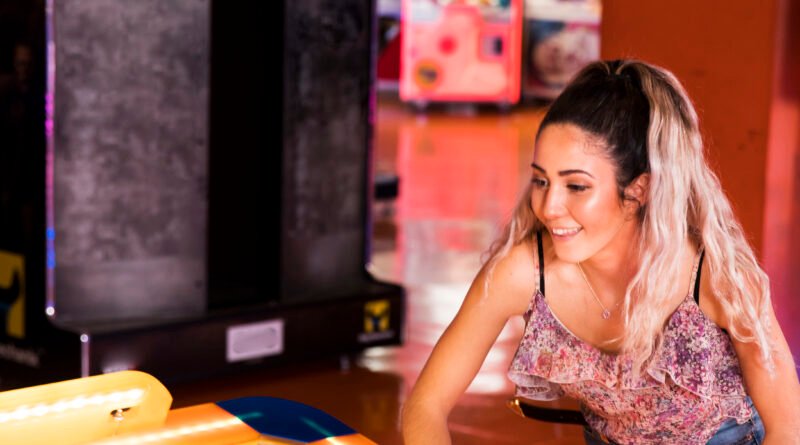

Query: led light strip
left=95, top=417, right=245, bottom=444
left=0, top=389, right=144, bottom=423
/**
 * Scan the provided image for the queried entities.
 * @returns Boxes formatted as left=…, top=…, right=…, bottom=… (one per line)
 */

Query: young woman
left=400, top=60, right=800, bottom=444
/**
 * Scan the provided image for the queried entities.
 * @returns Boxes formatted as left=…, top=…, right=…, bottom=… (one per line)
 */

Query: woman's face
left=530, top=123, right=637, bottom=264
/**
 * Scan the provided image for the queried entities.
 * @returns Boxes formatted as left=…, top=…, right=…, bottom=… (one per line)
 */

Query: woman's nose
left=540, top=188, right=566, bottom=220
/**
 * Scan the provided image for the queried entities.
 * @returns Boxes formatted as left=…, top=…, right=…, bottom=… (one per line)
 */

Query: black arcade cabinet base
left=0, top=280, right=403, bottom=390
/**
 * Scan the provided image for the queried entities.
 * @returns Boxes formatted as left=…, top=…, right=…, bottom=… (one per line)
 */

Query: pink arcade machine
left=399, top=0, right=523, bottom=107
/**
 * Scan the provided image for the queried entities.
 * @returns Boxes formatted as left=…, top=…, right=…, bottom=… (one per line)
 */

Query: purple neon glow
left=45, top=0, right=56, bottom=316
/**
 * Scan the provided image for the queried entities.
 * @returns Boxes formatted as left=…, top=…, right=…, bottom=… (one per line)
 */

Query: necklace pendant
left=602, top=309, right=611, bottom=320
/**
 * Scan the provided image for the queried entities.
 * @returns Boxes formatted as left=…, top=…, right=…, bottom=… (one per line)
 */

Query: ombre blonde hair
left=486, top=59, right=773, bottom=372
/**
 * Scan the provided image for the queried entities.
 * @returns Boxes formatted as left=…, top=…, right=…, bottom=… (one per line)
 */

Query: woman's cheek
left=573, top=192, right=622, bottom=227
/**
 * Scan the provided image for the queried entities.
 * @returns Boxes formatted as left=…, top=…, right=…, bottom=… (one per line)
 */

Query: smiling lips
left=550, top=227, right=582, bottom=238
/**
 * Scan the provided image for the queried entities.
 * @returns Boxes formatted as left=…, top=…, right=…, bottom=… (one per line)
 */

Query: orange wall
left=600, top=0, right=800, bottom=352
left=600, top=1, right=778, bottom=255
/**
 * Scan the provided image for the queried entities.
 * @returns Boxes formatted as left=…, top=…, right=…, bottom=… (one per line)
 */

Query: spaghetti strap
left=536, top=231, right=545, bottom=294
left=692, top=248, right=705, bottom=304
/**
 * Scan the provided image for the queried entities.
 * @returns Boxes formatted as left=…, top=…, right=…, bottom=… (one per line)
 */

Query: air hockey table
left=0, top=370, right=376, bottom=444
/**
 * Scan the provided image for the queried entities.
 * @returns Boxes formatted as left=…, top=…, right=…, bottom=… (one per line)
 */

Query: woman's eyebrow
left=531, top=163, right=596, bottom=179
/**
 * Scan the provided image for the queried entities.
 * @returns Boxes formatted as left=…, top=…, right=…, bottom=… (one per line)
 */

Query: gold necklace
left=577, top=262, right=622, bottom=320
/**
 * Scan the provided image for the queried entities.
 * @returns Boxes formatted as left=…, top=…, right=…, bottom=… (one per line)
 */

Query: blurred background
left=0, top=0, right=797, bottom=444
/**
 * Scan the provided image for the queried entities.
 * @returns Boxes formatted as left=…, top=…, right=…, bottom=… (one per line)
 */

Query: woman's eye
left=567, top=184, right=589, bottom=192
left=531, top=178, right=548, bottom=188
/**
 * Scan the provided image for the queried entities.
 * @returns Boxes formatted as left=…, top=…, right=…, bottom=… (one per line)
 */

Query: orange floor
left=170, top=93, right=584, bottom=444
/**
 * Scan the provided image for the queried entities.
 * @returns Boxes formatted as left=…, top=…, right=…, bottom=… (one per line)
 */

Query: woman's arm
left=733, top=306, right=800, bottom=445
left=697, top=258, right=800, bottom=444
left=401, top=242, right=536, bottom=445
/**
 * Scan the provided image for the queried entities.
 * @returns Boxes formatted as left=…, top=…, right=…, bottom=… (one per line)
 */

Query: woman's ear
left=623, top=173, right=650, bottom=217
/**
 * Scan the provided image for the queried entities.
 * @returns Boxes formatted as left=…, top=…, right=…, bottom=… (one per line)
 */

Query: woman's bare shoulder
left=477, top=239, right=539, bottom=316
left=694, top=246, right=739, bottom=330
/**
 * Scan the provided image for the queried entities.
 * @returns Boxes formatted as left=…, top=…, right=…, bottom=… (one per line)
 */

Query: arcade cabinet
left=399, top=0, right=524, bottom=108
left=0, top=0, right=404, bottom=389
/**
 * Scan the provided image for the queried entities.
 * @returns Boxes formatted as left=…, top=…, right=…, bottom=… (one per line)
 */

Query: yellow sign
left=0, top=250, right=25, bottom=338
left=363, top=299, right=390, bottom=334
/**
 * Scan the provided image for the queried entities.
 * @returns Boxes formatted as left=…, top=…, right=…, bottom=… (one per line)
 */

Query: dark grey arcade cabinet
left=0, top=0, right=404, bottom=389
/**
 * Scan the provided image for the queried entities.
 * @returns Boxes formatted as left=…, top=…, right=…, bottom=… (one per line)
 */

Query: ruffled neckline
left=509, top=290, right=749, bottom=401
left=534, top=290, right=694, bottom=357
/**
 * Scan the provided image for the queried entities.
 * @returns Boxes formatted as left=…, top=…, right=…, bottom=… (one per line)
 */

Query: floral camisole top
left=507, top=234, right=752, bottom=445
